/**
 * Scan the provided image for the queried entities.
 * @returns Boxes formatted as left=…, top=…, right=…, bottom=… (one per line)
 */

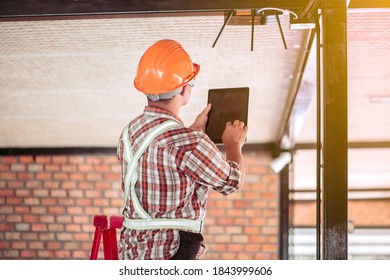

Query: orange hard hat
left=134, top=39, right=200, bottom=95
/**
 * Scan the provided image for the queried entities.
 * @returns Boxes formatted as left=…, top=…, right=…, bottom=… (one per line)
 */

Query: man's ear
left=179, top=85, right=187, bottom=96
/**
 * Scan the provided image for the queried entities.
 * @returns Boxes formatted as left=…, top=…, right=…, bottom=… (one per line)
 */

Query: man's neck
left=147, top=99, right=180, bottom=116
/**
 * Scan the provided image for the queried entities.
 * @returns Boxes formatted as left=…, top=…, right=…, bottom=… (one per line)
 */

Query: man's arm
left=222, top=120, right=248, bottom=187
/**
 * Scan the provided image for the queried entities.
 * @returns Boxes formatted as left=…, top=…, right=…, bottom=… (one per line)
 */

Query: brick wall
left=0, top=151, right=278, bottom=260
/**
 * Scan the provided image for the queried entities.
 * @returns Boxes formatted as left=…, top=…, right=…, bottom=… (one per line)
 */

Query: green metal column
left=321, top=0, right=348, bottom=259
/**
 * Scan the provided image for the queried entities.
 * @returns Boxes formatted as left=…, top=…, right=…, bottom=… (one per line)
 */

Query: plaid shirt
left=117, top=106, right=241, bottom=260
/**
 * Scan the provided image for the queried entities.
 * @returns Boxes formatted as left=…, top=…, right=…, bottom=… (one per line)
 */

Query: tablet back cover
left=206, top=87, right=249, bottom=144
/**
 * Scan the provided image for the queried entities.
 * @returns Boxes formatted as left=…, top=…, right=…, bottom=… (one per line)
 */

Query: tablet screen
left=206, top=87, right=249, bottom=144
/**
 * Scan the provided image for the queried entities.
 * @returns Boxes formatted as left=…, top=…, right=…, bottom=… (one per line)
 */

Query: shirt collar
left=143, top=106, right=184, bottom=126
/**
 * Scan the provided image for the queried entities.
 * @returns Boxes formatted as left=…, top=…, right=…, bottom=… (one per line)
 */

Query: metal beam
left=278, top=165, right=290, bottom=260
left=0, top=0, right=310, bottom=19
left=295, top=141, right=390, bottom=150
left=322, top=0, right=348, bottom=260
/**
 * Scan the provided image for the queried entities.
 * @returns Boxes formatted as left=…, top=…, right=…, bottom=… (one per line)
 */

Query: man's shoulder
left=158, top=127, right=212, bottom=151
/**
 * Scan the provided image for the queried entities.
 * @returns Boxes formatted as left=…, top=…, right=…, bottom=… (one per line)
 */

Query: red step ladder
left=90, top=215, right=124, bottom=260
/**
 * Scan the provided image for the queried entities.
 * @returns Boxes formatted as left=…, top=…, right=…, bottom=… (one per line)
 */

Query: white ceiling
left=0, top=13, right=307, bottom=147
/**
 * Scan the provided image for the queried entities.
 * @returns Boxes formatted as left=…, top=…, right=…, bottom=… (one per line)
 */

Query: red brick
left=33, top=189, right=49, bottom=197
left=38, top=251, right=55, bottom=258
left=27, top=164, right=43, bottom=172
left=0, top=172, right=17, bottom=180
left=64, top=242, right=80, bottom=250
left=78, top=181, right=93, bottom=189
left=41, top=198, right=57, bottom=205
left=47, top=242, right=62, bottom=250
left=110, top=164, right=121, bottom=173
left=52, top=156, right=68, bottom=164
left=10, top=164, right=26, bottom=172
left=68, top=190, right=83, bottom=198
left=39, top=233, right=55, bottom=241
left=110, top=198, right=123, bottom=207
left=1, top=189, right=15, bottom=197
left=24, top=197, right=40, bottom=205
left=0, top=205, right=13, bottom=214
left=5, top=232, right=21, bottom=240
left=45, top=164, right=60, bottom=172
left=75, top=198, right=92, bottom=206
left=85, top=190, right=101, bottom=198
left=15, top=223, right=31, bottom=231
left=15, top=189, right=31, bottom=197
left=69, top=156, right=85, bottom=164
left=31, top=206, right=46, bottom=214
left=61, top=181, right=77, bottom=189
left=26, top=181, right=42, bottom=189
left=67, top=207, right=83, bottom=215
left=48, top=206, right=65, bottom=214
left=61, top=164, right=77, bottom=172
left=87, top=173, right=103, bottom=181
left=44, top=181, right=60, bottom=189
left=0, top=241, right=10, bottom=249
left=35, top=156, right=52, bottom=164
left=19, top=156, right=34, bottom=163
left=23, top=215, right=39, bottom=223
left=78, top=164, right=94, bottom=172
left=103, top=156, right=118, bottom=164
left=57, top=233, right=73, bottom=241
left=56, top=215, right=72, bottom=223
left=11, top=241, right=27, bottom=249
left=86, top=156, right=102, bottom=164
left=36, top=172, right=51, bottom=180
left=74, top=233, right=90, bottom=241
left=29, top=241, right=44, bottom=249
left=103, top=172, right=120, bottom=181
left=85, top=207, right=100, bottom=215
left=227, top=244, right=244, bottom=252
left=262, top=243, right=277, bottom=252
left=21, top=233, right=38, bottom=240
left=51, top=189, right=67, bottom=197
left=95, top=165, right=110, bottom=172
left=58, top=198, right=75, bottom=206
left=6, top=214, right=22, bottom=222
left=72, top=250, right=88, bottom=259
left=226, top=209, right=244, bottom=217
left=15, top=206, right=29, bottom=214
left=1, top=157, right=18, bottom=164
left=0, top=223, right=12, bottom=231
left=7, top=181, right=24, bottom=188
left=70, top=173, right=85, bottom=181
left=3, top=250, right=19, bottom=258
left=53, top=172, right=69, bottom=180
left=104, top=190, right=120, bottom=198
left=244, top=226, right=261, bottom=235
left=214, top=235, right=231, bottom=243
left=73, top=216, right=89, bottom=224
left=245, top=244, right=262, bottom=252
left=232, top=235, right=249, bottom=243
left=48, top=224, right=65, bottom=232
left=39, top=215, right=55, bottom=223
left=55, top=250, right=71, bottom=259
left=95, top=182, right=110, bottom=190
left=31, top=224, right=48, bottom=232
left=66, top=224, right=81, bottom=232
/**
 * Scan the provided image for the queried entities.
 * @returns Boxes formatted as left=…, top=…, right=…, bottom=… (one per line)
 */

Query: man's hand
left=189, top=103, right=212, bottom=132
left=222, top=120, right=248, bottom=149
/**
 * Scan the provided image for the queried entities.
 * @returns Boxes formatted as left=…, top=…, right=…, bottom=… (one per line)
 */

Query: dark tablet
left=206, top=87, right=249, bottom=144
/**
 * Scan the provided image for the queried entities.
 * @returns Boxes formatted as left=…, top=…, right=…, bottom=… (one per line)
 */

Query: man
left=117, top=39, right=248, bottom=260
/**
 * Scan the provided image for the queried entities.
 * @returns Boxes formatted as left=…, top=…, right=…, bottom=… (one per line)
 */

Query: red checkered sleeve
left=183, top=135, right=241, bottom=196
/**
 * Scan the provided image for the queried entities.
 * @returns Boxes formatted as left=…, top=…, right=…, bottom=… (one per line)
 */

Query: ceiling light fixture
left=212, top=7, right=300, bottom=51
